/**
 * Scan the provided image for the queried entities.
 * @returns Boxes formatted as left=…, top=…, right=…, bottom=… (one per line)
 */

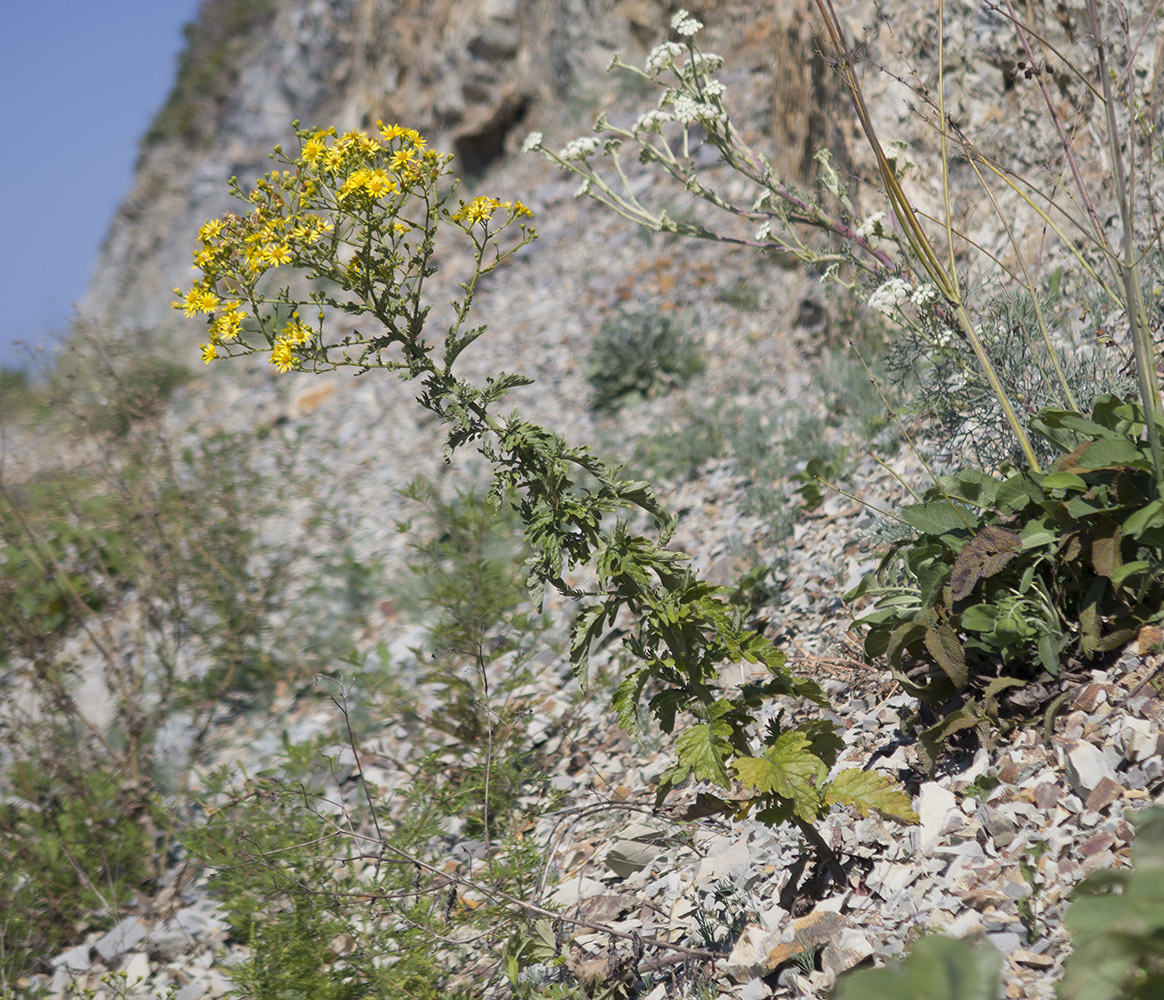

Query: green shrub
left=0, top=758, right=161, bottom=986
left=0, top=476, right=139, bottom=665
left=89, top=354, right=193, bottom=437
left=849, top=395, right=1164, bottom=768
left=586, top=309, right=704, bottom=411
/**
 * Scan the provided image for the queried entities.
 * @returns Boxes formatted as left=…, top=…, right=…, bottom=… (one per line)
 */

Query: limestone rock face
left=79, top=0, right=667, bottom=341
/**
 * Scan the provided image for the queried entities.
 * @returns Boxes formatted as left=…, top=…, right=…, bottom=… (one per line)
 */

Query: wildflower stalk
left=176, top=120, right=919, bottom=835
left=1087, top=0, right=1164, bottom=482
left=812, top=0, right=1043, bottom=472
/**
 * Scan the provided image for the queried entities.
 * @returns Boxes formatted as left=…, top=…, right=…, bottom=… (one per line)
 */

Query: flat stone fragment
left=725, top=910, right=846, bottom=981
left=50, top=944, right=92, bottom=971
left=821, top=928, right=874, bottom=980
left=917, top=782, right=960, bottom=853
left=1010, top=948, right=1055, bottom=968
left=95, top=916, right=148, bottom=963
left=1084, top=775, right=1123, bottom=812
left=1064, top=741, right=1117, bottom=798
left=121, top=951, right=151, bottom=986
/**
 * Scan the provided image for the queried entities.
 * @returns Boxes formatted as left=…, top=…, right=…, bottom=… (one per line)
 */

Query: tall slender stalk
left=811, top=0, right=1044, bottom=472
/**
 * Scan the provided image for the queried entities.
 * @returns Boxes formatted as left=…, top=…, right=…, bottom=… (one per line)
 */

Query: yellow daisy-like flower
left=452, top=196, right=502, bottom=226
left=339, top=169, right=371, bottom=201
left=282, top=315, right=313, bottom=346
left=322, top=145, right=346, bottom=174
left=199, top=218, right=225, bottom=243
left=201, top=342, right=218, bottom=364
left=262, top=243, right=293, bottom=266
left=510, top=200, right=533, bottom=219
left=363, top=169, right=395, bottom=197
left=174, top=286, right=221, bottom=317
left=270, top=340, right=299, bottom=373
left=211, top=302, right=246, bottom=341
left=377, top=121, right=407, bottom=142
left=389, top=147, right=415, bottom=171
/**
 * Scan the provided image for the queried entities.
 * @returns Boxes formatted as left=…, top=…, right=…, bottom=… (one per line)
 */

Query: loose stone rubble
left=11, top=6, right=1164, bottom=999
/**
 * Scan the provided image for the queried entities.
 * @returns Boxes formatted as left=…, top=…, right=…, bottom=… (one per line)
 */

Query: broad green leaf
left=1125, top=498, right=1164, bottom=538
left=832, top=935, right=1000, bottom=1000
left=1111, top=560, right=1150, bottom=586
left=935, top=469, right=1001, bottom=507
left=676, top=719, right=733, bottom=788
left=612, top=670, right=646, bottom=735
left=1018, top=517, right=1058, bottom=550
left=1041, top=471, right=1088, bottom=491
left=901, top=500, right=971, bottom=536
left=1074, top=436, right=1148, bottom=470
left=733, top=732, right=828, bottom=822
left=824, top=768, right=918, bottom=823
left=960, top=604, right=999, bottom=631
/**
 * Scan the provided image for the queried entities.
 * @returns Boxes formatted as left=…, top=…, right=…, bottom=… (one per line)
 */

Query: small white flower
left=867, top=277, right=912, bottom=317
left=855, top=212, right=885, bottom=240
left=575, top=178, right=592, bottom=198
left=671, top=9, right=703, bottom=36
left=911, top=282, right=941, bottom=307
left=520, top=131, right=543, bottom=154
left=885, top=140, right=915, bottom=178
left=559, top=136, right=601, bottom=161
left=633, top=109, right=673, bottom=135
left=755, top=221, right=772, bottom=242
left=692, top=52, right=724, bottom=72
left=669, top=93, right=724, bottom=125
left=645, top=41, right=684, bottom=75
left=701, top=79, right=725, bottom=98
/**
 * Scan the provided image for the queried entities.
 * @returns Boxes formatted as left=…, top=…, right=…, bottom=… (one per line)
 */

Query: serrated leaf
left=676, top=719, right=733, bottom=788
left=1091, top=525, right=1121, bottom=579
left=733, top=732, right=827, bottom=822
left=612, top=670, right=646, bottom=735
left=948, top=524, right=1021, bottom=601
left=901, top=500, right=971, bottom=536
left=824, top=768, right=918, bottom=823
left=923, top=619, right=968, bottom=689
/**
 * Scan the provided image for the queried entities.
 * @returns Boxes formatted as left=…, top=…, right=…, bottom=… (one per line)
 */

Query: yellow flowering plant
left=174, top=121, right=534, bottom=376
left=176, top=121, right=917, bottom=852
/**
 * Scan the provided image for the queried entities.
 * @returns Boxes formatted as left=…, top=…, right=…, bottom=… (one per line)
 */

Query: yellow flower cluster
left=270, top=314, right=315, bottom=373
left=176, top=120, right=536, bottom=373
left=451, top=196, right=534, bottom=229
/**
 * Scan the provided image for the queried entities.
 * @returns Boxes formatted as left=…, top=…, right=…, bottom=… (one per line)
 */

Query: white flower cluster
left=558, top=136, right=601, bottom=162
left=755, top=221, right=773, bottom=242
left=701, top=79, right=725, bottom=98
left=646, top=41, right=684, bottom=75
left=868, top=277, right=912, bottom=317
left=911, top=282, right=941, bottom=307
left=671, top=9, right=703, bottom=36
left=855, top=212, right=885, bottom=240
left=692, top=52, right=724, bottom=72
left=670, top=93, right=725, bottom=125
left=633, top=109, right=674, bottom=135
left=521, top=131, right=543, bottom=154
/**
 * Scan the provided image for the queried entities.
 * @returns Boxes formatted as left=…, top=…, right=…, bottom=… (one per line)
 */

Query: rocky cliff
left=77, top=0, right=866, bottom=349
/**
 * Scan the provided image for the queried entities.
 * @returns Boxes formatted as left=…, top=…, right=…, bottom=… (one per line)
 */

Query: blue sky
left=0, top=1, right=202, bottom=372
